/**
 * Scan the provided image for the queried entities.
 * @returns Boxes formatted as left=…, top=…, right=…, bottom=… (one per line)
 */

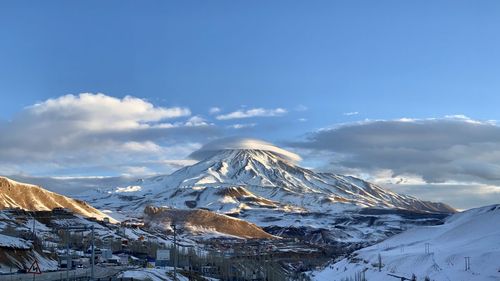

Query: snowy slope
left=79, top=149, right=453, bottom=216
left=0, top=176, right=117, bottom=223
left=0, top=233, right=32, bottom=249
left=76, top=142, right=453, bottom=243
left=158, top=149, right=453, bottom=213
left=118, top=268, right=189, bottom=281
left=312, top=205, right=500, bottom=281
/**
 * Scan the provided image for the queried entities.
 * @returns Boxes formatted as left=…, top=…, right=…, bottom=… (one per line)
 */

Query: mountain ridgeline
left=165, top=149, right=454, bottom=213
left=78, top=146, right=454, bottom=242
left=0, top=176, right=115, bottom=222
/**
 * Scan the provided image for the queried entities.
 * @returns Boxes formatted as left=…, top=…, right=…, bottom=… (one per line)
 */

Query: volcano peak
left=189, top=137, right=301, bottom=164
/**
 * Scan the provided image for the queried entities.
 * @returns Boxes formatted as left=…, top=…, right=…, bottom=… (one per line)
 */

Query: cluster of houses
left=1, top=207, right=319, bottom=280
left=0, top=207, right=173, bottom=272
left=56, top=248, right=144, bottom=269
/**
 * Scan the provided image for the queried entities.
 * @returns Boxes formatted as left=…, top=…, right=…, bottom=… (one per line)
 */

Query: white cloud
left=28, top=93, right=191, bottom=131
left=209, top=107, right=221, bottom=114
left=155, top=159, right=199, bottom=168
left=386, top=183, right=500, bottom=210
left=0, top=93, right=217, bottom=176
left=189, top=137, right=302, bottom=164
left=227, top=123, right=256, bottom=129
left=343, top=111, right=359, bottom=116
left=121, top=141, right=162, bottom=153
left=184, top=116, right=209, bottom=127
left=121, top=166, right=155, bottom=177
left=367, top=169, right=426, bottom=185
left=216, top=107, right=287, bottom=120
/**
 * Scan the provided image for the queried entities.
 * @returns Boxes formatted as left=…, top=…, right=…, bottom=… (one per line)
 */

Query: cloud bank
left=291, top=116, right=500, bottom=185
left=28, top=93, right=191, bottom=131
left=0, top=93, right=217, bottom=176
left=189, top=137, right=302, bottom=163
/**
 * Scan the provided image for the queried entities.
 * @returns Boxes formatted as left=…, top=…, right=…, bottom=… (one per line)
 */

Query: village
left=0, top=208, right=330, bottom=281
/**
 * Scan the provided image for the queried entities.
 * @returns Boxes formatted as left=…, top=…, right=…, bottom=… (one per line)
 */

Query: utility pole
left=31, top=214, right=37, bottom=281
left=171, top=224, right=177, bottom=281
left=425, top=243, right=430, bottom=254
left=66, top=227, right=70, bottom=281
left=378, top=253, right=382, bottom=272
left=91, top=225, right=95, bottom=281
left=465, top=256, right=471, bottom=271
left=55, top=225, right=95, bottom=281
left=32, top=215, right=36, bottom=242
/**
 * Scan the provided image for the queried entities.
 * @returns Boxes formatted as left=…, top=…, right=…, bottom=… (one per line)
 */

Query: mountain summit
left=167, top=147, right=453, bottom=214
left=78, top=138, right=454, bottom=243
left=188, top=137, right=302, bottom=163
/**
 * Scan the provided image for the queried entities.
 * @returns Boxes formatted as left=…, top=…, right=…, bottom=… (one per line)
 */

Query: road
left=0, top=266, right=127, bottom=281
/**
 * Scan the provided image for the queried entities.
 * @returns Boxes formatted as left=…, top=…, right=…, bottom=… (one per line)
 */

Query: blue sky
left=1, top=1, right=500, bottom=208
left=2, top=1, right=500, bottom=123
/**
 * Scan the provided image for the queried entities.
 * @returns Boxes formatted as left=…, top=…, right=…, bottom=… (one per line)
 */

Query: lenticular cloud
left=189, top=137, right=302, bottom=163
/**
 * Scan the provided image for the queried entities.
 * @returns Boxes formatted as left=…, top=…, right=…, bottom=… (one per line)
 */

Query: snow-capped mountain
left=313, top=204, right=500, bottom=281
left=158, top=148, right=453, bottom=213
left=81, top=148, right=453, bottom=214
left=0, top=176, right=116, bottom=222
left=78, top=139, right=454, bottom=243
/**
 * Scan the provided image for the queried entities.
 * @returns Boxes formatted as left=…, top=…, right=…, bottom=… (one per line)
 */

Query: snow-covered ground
left=118, top=267, right=189, bottom=281
left=312, top=205, right=500, bottom=281
left=0, top=208, right=177, bottom=273
left=0, top=233, right=32, bottom=249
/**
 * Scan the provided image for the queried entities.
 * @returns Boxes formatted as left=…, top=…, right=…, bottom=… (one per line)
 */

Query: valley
left=0, top=141, right=461, bottom=281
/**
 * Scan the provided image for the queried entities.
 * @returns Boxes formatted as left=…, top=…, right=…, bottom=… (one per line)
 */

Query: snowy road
left=0, top=266, right=127, bottom=281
